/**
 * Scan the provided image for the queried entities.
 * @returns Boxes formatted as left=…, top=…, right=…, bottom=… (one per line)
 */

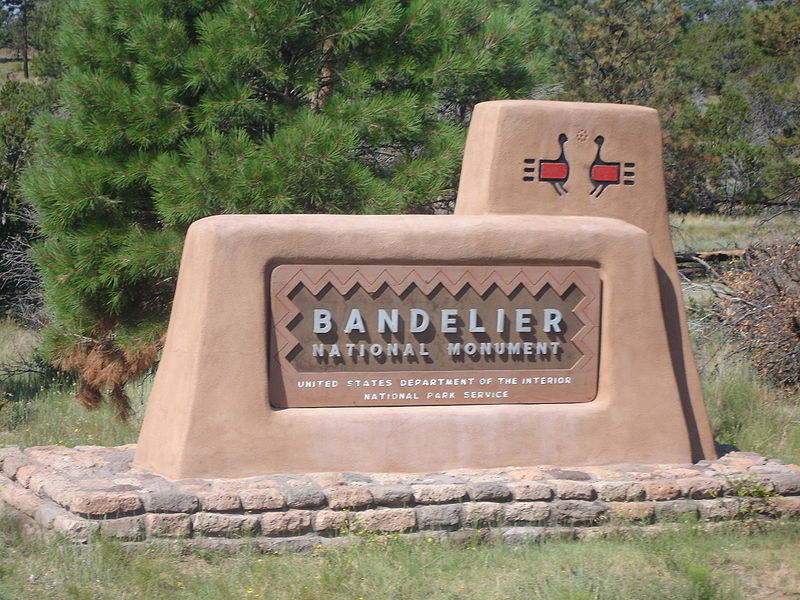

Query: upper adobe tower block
left=455, top=100, right=715, bottom=461
left=457, top=101, right=672, bottom=265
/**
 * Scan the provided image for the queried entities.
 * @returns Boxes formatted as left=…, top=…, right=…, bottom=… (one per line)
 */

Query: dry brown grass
left=669, top=211, right=798, bottom=253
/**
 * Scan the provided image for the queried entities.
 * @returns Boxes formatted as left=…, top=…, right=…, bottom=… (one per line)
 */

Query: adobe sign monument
left=135, top=101, right=716, bottom=480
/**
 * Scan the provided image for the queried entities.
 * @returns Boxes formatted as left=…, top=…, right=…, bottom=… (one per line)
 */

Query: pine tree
left=671, top=0, right=800, bottom=211
left=22, top=0, right=549, bottom=417
left=544, top=0, right=685, bottom=106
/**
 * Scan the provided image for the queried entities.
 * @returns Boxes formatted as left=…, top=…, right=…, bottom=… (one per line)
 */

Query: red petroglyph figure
left=590, top=135, right=635, bottom=197
left=538, top=133, right=569, bottom=196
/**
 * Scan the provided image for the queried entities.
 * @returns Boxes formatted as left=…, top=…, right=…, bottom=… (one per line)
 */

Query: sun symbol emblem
left=576, top=129, right=589, bottom=143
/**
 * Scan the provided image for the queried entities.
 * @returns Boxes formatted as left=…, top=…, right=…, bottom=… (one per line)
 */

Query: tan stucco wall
left=135, top=214, right=703, bottom=479
left=455, top=100, right=715, bottom=462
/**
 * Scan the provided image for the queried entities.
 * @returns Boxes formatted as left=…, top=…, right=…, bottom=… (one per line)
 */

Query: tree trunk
left=310, top=37, right=334, bottom=111
left=21, top=3, right=29, bottom=79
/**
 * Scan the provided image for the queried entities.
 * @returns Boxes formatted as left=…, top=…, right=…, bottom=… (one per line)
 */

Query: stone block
left=719, top=455, right=766, bottom=470
left=192, top=512, right=259, bottom=537
left=312, top=535, right=358, bottom=551
left=411, top=484, right=467, bottom=504
left=697, top=498, right=741, bottom=521
left=546, top=469, right=592, bottom=481
left=653, top=500, right=699, bottom=521
left=35, top=473, right=77, bottom=507
left=550, top=500, right=608, bottom=525
left=313, top=509, right=350, bottom=533
left=554, top=481, right=595, bottom=500
left=642, top=480, right=682, bottom=501
left=14, top=465, right=46, bottom=488
left=463, top=502, right=504, bottom=526
left=654, top=468, right=702, bottom=479
left=34, top=501, right=68, bottom=529
left=509, top=467, right=548, bottom=481
left=142, top=491, right=199, bottom=513
left=337, top=472, right=374, bottom=485
left=0, top=446, right=22, bottom=470
left=259, top=536, right=326, bottom=554
left=754, top=472, right=800, bottom=496
left=52, top=514, right=97, bottom=543
left=574, top=527, right=604, bottom=541
left=767, top=496, right=800, bottom=518
left=749, top=464, right=793, bottom=475
left=466, top=482, right=512, bottom=502
left=593, top=481, right=645, bottom=502
left=609, top=502, right=654, bottom=523
left=260, top=510, right=312, bottom=536
left=4, top=486, right=40, bottom=516
left=99, top=515, right=145, bottom=540
left=352, top=508, right=416, bottom=533
left=415, top=504, right=461, bottom=529
left=680, top=477, right=723, bottom=499
left=720, top=451, right=766, bottom=463
left=501, top=527, right=545, bottom=544
left=282, top=483, right=325, bottom=508
left=371, top=485, right=413, bottom=507
left=199, top=492, right=242, bottom=512
left=69, top=492, right=143, bottom=517
left=504, top=502, right=550, bottom=524
left=146, top=513, right=193, bottom=537
left=1, top=453, right=32, bottom=480
left=325, top=486, right=373, bottom=510
left=507, top=481, right=553, bottom=501
left=191, top=537, right=246, bottom=553
left=239, top=488, right=284, bottom=511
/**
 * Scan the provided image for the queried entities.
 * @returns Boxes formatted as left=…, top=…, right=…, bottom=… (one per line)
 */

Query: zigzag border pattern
left=270, top=265, right=600, bottom=375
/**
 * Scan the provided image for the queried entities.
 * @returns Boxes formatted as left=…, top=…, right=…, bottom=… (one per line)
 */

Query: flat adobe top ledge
left=187, top=213, right=651, bottom=241
left=472, top=99, right=659, bottom=117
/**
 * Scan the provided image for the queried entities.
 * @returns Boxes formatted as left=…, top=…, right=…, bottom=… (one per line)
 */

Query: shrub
left=720, top=236, right=800, bottom=389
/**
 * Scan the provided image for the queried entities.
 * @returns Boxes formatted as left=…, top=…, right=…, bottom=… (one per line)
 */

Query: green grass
left=695, top=332, right=800, bottom=465
left=0, top=59, right=23, bottom=80
left=0, top=319, right=145, bottom=448
left=0, top=516, right=797, bottom=600
left=0, top=318, right=38, bottom=363
left=0, top=47, right=38, bottom=81
left=0, top=379, right=145, bottom=448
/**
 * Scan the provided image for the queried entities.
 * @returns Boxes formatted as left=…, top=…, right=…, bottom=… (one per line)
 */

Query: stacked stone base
left=1, top=445, right=798, bottom=551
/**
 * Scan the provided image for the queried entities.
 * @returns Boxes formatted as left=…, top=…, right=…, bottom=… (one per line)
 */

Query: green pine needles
left=21, top=0, right=548, bottom=416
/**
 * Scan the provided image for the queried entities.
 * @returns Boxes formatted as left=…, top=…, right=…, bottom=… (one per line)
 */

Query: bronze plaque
left=269, top=265, right=600, bottom=408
